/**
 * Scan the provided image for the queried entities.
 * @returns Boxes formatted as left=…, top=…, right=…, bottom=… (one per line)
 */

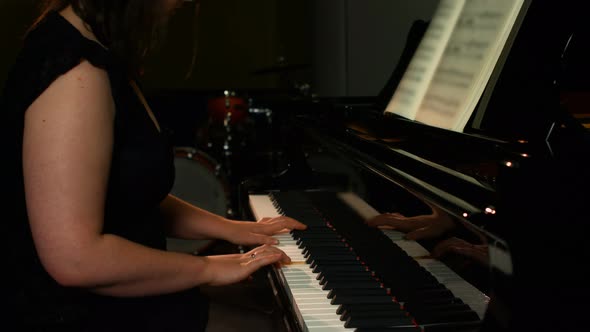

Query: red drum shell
left=207, top=95, right=249, bottom=125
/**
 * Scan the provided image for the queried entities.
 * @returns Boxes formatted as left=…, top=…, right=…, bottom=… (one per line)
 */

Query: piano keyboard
left=249, top=192, right=489, bottom=332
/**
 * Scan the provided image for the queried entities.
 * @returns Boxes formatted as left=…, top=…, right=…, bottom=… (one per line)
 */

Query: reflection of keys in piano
left=337, top=192, right=490, bottom=319
left=249, top=192, right=489, bottom=331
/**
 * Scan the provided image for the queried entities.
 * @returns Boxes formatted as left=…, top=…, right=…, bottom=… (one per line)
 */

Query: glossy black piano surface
left=238, top=1, right=590, bottom=332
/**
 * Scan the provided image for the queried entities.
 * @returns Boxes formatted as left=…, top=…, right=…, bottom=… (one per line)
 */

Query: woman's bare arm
left=22, top=60, right=285, bottom=297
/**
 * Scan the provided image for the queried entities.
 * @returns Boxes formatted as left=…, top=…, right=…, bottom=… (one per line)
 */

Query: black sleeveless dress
left=2, top=12, right=208, bottom=332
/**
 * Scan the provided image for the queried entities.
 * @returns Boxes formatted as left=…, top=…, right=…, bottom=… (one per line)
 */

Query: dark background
left=0, top=0, right=439, bottom=96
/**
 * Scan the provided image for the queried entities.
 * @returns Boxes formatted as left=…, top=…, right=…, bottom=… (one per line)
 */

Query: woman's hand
left=225, top=216, right=307, bottom=246
left=203, top=244, right=291, bottom=286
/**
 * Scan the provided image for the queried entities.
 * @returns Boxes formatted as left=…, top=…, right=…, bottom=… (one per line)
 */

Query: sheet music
left=385, top=0, right=525, bottom=132
left=415, top=0, right=525, bottom=131
left=385, top=0, right=465, bottom=119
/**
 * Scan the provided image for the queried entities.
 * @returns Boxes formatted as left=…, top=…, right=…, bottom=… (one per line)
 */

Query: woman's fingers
left=247, top=244, right=291, bottom=265
left=248, top=253, right=284, bottom=270
left=256, top=217, right=273, bottom=224
left=206, top=246, right=291, bottom=286
left=239, top=232, right=279, bottom=246
left=256, top=216, right=307, bottom=234
left=232, top=216, right=306, bottom=246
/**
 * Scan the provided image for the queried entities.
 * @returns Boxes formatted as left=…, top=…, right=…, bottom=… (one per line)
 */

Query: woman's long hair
left=31, top=0, right=170, bottom=77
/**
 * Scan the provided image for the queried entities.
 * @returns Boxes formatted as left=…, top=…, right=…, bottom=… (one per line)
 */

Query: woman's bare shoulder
left=27, top=59, right=115, bottom=120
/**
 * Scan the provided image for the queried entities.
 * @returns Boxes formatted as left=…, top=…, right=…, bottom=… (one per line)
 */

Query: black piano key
left=305, top=255, right=361, bottom=265
left=293, top=226, right=331, bottom=232
left=313, top=263, right=368, bottom=274
left=317, top=270, right=375, bottom=282
left=319, top=273, right=377, bottom=285
left=307, top=251, right=358, bottom=259
left=307, top=254, right=359, bottom=263
left=344, top=315, right=415, bottom=329
left=310, top=259, right=361, bottom=269
left=341, top=310, right=409, bottom=325
left=336, top=302, right=403, bottom=315
left=320, top=271, right=376, bottom=278
left=297, top=239, right=344, bottom=247
left=296, top=229, right=340, bottom=236
left=331, top=294, right=395, bottom=305
left=323, top=280, right=383, bottom=291
left=304, top=247, right=354, bottom=257
left=341, top=308, right=409, bottom=322
left=327, top=288, right=389, bottom=298
left=309, top=261, right=365, bottom=270
left=292, top=218, right=325, bottom=227
left=297, top=236, right=341, bottom=243
left=299, top=241, right=346, bottom=248
left=312, top=264, right=368, bottom=274
left=292, top=227, right=331, bottom=235
left=299, top=242, right=348, bottom=249
left=354, top=328, right=421, bottom=332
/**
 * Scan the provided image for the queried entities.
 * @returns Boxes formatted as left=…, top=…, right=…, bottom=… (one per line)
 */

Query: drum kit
left=171, top=89, right=276, bottom=222
left=170, top=62, right=311, bottom=227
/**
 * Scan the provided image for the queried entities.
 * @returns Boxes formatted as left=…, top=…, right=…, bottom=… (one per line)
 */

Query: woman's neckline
left=54, top=7, right=108, bottom=51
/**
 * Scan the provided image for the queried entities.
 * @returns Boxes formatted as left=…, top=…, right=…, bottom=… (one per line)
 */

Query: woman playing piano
left=2, top=1, right=305, bottom=331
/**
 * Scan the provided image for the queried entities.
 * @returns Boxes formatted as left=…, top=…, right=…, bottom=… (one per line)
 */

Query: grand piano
left=240, top=1, right=590, bottom=331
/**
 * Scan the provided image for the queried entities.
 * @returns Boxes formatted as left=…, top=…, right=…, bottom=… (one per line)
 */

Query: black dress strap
left=4, top=11, right=115, bottom=114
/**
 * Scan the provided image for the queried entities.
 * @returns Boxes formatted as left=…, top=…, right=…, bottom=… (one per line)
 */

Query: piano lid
left=276, top=0, right=590, bottom=246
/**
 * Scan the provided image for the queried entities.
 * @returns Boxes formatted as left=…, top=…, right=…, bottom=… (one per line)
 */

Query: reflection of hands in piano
left=365, top=202, right=455, bottom=240
left=204, top=244, right=292, bottom=286
left=225, top=216, right=307, bottom=246
left=431, top=237, right=489, bottom=266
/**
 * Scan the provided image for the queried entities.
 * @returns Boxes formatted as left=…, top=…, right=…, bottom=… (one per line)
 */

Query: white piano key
left=249, top=194, right=282, bottom=219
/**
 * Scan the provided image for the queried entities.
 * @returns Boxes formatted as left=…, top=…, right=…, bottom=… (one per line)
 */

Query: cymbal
left=250, top=63, right=311, bottom=75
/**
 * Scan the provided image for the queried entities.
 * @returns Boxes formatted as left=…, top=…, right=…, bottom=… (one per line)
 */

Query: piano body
left=242, top=1, right=590, bottom=331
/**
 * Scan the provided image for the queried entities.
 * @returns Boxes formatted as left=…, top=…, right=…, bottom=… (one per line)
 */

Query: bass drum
left=167, top=147, right=230, bottom=254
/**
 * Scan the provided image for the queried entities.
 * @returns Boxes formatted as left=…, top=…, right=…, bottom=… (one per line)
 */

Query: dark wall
left=312, top=0, right=438, bottom=97
left=1, top=1, right=442, bottom=98
left=0, top=0, right=314, bottom=93
left=0, top=0, right=38, bottom=92
left=142, top=0, right=313, bottom=92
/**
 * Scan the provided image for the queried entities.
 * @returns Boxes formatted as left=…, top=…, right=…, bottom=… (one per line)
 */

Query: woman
left=3, top=1, right=306, bottom=331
